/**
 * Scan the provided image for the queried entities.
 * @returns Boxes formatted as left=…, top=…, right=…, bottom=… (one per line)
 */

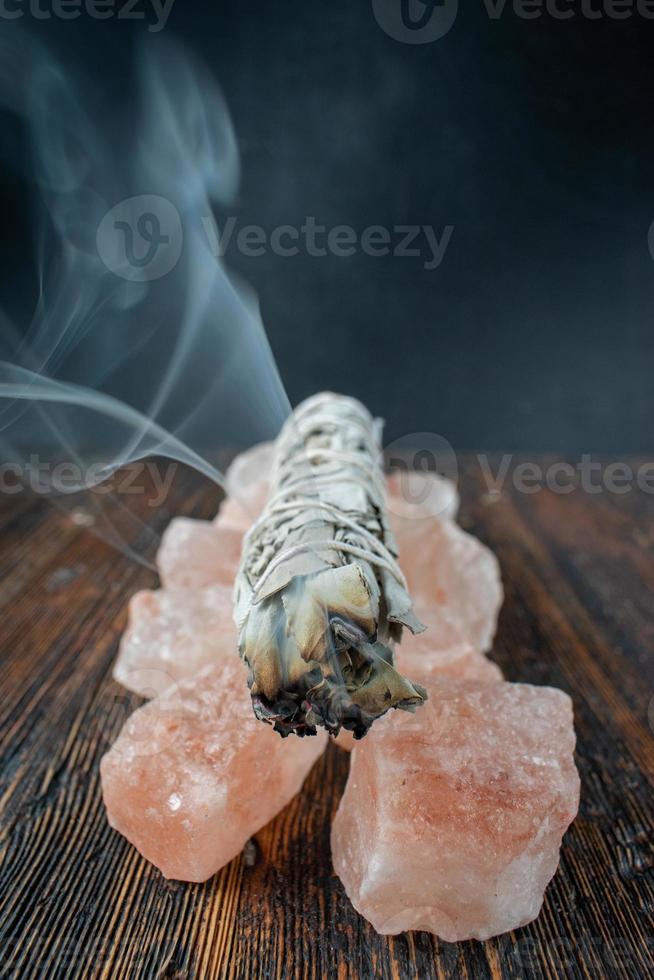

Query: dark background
left=0, top=1, right=653, bottom=452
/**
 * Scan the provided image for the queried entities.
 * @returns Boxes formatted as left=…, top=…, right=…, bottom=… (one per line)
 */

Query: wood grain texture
left=0, top=456, right=652, bottom=979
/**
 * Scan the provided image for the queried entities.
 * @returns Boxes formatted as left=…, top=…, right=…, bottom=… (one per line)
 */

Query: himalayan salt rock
left=114, top=585, right=235, bottom=697
left=214, top=479, right=269, bottom=533
left=158, top=517, right=243, bottom=590
left=225, top=440, right=274, bottom=494
left=393, top=515, right=502, bottom=654
left=335, top=635, right=502, bottom=753
left=397, top=641, right=502, bottom=686
left=216, top=442, right=274, bottom=532
left=333, top=729, right=360, bottom=752
left=386, top=470, right=459, bottom=523
left=397, top=606, right=503, bottom=684
left=331, top=680, right=580, bottom=941
left=102, top=658, right=327, bottom=882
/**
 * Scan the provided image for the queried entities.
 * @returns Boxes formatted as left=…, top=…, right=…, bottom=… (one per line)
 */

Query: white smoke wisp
left=0, top=32, right=290, bottom=560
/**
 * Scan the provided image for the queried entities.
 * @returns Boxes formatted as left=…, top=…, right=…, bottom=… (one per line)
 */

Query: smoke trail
left=0, top=31, right=290, bottom=558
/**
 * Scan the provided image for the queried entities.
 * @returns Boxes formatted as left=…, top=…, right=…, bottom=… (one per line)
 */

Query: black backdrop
left=0, top=1, right=653, bottom=452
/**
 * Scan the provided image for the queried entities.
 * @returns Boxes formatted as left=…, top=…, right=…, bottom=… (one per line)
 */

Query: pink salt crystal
left=386, top=470, right=459, bottom=523
left=214, top=479, right=269, bottom=533
left=102, top=658, right=327, bottom=882
left=393, top=515, right=503, bottom=654
left=396, top=606, right=503, bottom=684
left=113, top=585, right=236, bottom=697
left=331, top=680, right=580, bottom=941
left=334, top=730, right=359, bottom=752
left=157, top=517, right=243, bottom=590
left=397, top=642, right=502, bottom=686
left=335, top=634, right=502, bottom=753
left=225, top=440, right=274, bottom=493
left=215, top=441, right=274, bottom=532
left=216, top=442, right=275, bottom=532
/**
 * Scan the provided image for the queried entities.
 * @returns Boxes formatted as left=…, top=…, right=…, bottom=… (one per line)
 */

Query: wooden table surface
left=0, top=456, right=652, bottom=979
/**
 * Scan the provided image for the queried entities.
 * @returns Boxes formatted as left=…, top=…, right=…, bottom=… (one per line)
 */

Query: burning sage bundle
left=233, top=392, right=427, bottom=738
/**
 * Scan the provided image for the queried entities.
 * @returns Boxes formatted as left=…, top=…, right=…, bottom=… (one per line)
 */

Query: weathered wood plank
left=0, top=457, right=652, bottom=979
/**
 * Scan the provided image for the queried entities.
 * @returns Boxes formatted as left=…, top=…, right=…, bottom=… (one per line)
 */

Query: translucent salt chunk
left=334, top=636, right=502, bottom=753
left=102, top=658, right=327, bottom=882
left=225, top=441, right=275, bottom=495
left=214, top=480, right=269, bottom=533
left=113, top=584, right=235, bottom=697
left=393, top=515, right=503, bottom=654
left=331, top=680, right=580, bottom=941
left=157, top=517, right=243, bottom=590
left=217, top=441, right=274, bottom=531
left=387, top=470, right=459, bottom=523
